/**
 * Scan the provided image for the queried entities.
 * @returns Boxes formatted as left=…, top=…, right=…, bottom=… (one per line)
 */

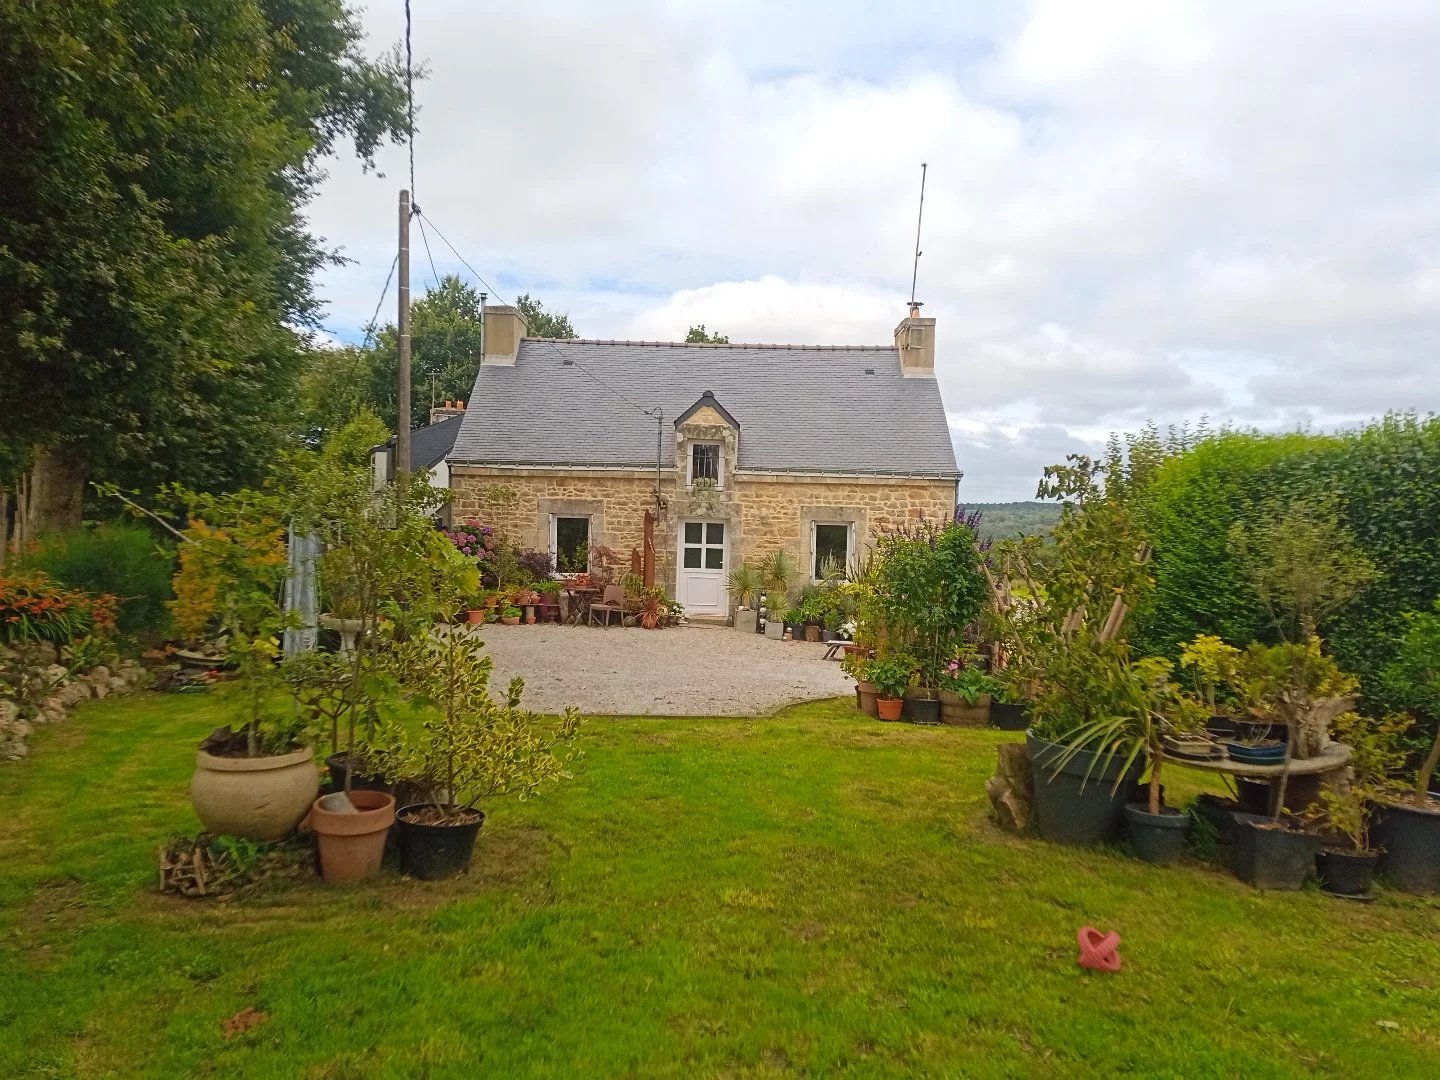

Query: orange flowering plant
left=0, top=570, right=117, bottom=646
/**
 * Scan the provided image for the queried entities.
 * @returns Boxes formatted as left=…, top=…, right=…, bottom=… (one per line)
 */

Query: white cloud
left=309, top=0, right=1440, bottom=497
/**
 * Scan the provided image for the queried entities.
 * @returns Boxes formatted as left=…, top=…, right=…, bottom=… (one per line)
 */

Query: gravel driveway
left=473, top=623, right=851, bottom=716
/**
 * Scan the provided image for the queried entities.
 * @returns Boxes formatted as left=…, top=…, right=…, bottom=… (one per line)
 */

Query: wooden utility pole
left=396, top=188, right=413, bottom=475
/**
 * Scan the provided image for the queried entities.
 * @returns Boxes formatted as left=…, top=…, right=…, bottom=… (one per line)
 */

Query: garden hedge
left=1131, top=415, right=1440, bottom=713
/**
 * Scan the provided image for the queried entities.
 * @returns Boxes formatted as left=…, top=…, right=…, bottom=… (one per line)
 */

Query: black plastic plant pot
left=1232, top=821, right=1321, bottom=890
left=903, top=696, right=941, bottom=726
left=325, top=751, right=391, bottom=793
left=397, top=804, right=485, bottom=880
left=1205, top=714, right=1235, bottom=738
left=1124, top=803, right=1191, bottom=866
left=1316, top=848, right=1379, bottom=897
left=990, top=702, right=1029, bottom=731
left=1026, top=733, right=1144, bottom=846
left=1370, top=800, right=1440, bottom=895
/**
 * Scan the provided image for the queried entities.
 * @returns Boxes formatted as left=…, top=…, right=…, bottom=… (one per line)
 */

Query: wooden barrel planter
left=939, top=691, right=991, bottom=727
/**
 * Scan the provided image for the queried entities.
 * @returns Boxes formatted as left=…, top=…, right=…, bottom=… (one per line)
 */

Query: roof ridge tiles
left=524, top=338, right=893, bottom=351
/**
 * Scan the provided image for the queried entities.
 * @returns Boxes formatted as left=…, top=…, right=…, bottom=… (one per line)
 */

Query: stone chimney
left=482, top=305, right=527, bottom=366
left=894, top=301, right=936, bottom=379
left=429, top=399, right=466, bottom=425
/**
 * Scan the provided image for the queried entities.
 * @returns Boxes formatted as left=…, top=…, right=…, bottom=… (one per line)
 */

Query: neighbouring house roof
left=377, top=412, right=463, bottom=472
left=449, top=339, right=960, bottom=477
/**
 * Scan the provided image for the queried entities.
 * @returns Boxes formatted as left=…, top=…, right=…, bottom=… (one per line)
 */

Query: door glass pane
left=555, top=517, right=589, bottom=573
left=684, top=547, right=702, bottom=569
left=705, top=547, right=724, bottom=569
left=706, top=522, right=724, bottom=545
left=685, top=522, right=702, bottom=544
left=814, top=524, right=850, bottom=579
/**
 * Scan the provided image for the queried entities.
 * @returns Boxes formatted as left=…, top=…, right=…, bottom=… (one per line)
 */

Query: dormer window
left=690, top=442, right=722, bottom=488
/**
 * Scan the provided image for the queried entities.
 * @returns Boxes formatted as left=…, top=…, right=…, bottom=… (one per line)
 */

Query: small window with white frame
left=689, top=441, right=722, bottom=488
left=550, top=515, right=591, bottom=574
left=812, top=522, right=852, bottom=581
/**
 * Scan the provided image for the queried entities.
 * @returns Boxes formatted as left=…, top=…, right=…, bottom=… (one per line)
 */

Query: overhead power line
left=416, top=210, right=661, bottom=421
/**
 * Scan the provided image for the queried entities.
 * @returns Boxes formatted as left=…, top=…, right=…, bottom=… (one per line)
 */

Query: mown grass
left=2, top=692, right=1438, bottom=1078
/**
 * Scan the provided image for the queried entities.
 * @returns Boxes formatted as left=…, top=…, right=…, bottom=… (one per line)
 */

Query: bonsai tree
left=1178, top=634, right=1241, bottom=717
left=1383, top=600, right=1440, bottom=806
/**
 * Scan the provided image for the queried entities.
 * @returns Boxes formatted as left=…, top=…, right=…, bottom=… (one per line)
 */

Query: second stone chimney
left=894, top=302, right=936, bottom=379
left=482, top=305, right=527, bottom=366
left=430, top=400, right=466, bottom=425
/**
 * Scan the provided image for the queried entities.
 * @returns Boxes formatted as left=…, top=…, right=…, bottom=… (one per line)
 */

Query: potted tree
left=902, top=657, right=941, bottom=726
left=868, top=657, right=910, bottom=722
left=727, top=563, right=762, bottom=634
left=1370, top=601, right=1440, bottom=894
left=289, top=417, right=456, bottom=883
left=1305, top=711, right=1407, bottom=900
left=163, top=487, right=320, bottom=843
left=377, top=629, right=584, bottom=880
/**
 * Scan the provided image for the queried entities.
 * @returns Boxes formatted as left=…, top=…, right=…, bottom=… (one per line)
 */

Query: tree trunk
left=27, top=445, right=86, bottom=535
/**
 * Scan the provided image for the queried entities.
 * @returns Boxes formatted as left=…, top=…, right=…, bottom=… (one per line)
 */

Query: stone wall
left=450, top=465, right=956, bottom=592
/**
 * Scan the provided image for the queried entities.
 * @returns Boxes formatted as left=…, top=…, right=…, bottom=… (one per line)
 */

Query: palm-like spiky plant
left=726, top=563, right=763, bottom=609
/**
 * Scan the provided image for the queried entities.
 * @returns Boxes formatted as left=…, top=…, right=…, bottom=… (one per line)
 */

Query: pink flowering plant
left=442, top=519, right=497, bottom=561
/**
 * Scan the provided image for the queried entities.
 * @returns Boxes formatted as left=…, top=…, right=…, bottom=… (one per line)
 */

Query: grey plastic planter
left=1233, top=821, right=1321, bottom=890
left=1026, top=732, right=1144, bottom=846
left=1125, top=803, right=1191, bottom=865
left=1371, top=800, right=1440, bottom=895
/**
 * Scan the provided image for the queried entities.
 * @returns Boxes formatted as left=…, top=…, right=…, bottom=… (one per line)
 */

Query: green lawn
left=2, top=693, right=1438, bottom=1078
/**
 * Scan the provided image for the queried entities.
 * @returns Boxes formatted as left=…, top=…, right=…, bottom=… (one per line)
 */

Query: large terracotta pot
left=190, top=746, right=318, bottom=841
left=310, top=790, right=397, bottom=884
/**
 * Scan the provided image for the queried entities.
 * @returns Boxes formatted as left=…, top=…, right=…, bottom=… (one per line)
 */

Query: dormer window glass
left=690, top=442, right=722, bottom=487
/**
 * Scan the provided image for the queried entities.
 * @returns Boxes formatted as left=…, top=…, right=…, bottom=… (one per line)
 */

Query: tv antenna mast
left=909, top=162, right=928, bottom=306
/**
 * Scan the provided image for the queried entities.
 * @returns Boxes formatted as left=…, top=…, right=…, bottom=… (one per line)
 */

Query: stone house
left=447, top=304, right=959, bottom=619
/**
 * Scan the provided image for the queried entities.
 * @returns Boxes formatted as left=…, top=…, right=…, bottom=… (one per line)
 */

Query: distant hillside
left=965, top=502, right=1061, bottom=541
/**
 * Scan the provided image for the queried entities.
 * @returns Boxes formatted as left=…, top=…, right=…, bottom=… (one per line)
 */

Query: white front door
left=678, top=520, right=727, bottom=615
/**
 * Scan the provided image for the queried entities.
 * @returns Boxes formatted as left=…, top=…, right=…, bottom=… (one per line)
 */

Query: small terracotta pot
left=466, top=609, right=485, bottom=624
left=310, top=789, right=396, bottom=884
left=501, top=616, right=520, bottom=625
left=876, top=697, right=904, bottom=721
left=525, top=612, right=537, bottom=624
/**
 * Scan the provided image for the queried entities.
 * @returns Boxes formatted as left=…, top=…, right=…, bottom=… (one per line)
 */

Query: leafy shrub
left=517, top=549, right=554, bottom=580
left=0, top=571, right=116, bottom=645
left=20, top=522, right=174, bottom=637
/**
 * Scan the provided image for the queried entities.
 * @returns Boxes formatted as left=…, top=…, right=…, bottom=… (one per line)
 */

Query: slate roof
left=379, top=413, right=463, bottom=471
left=449, top=339, right=959, bottom=478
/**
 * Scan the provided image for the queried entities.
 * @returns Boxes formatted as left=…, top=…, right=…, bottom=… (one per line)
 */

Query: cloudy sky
left=308, top=0, right=1440, bottom=500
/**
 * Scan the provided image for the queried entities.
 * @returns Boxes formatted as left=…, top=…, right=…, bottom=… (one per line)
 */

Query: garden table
left=563, top=586, right=597, bottom=626
left=1171, top=742, right=1352, bottom=816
